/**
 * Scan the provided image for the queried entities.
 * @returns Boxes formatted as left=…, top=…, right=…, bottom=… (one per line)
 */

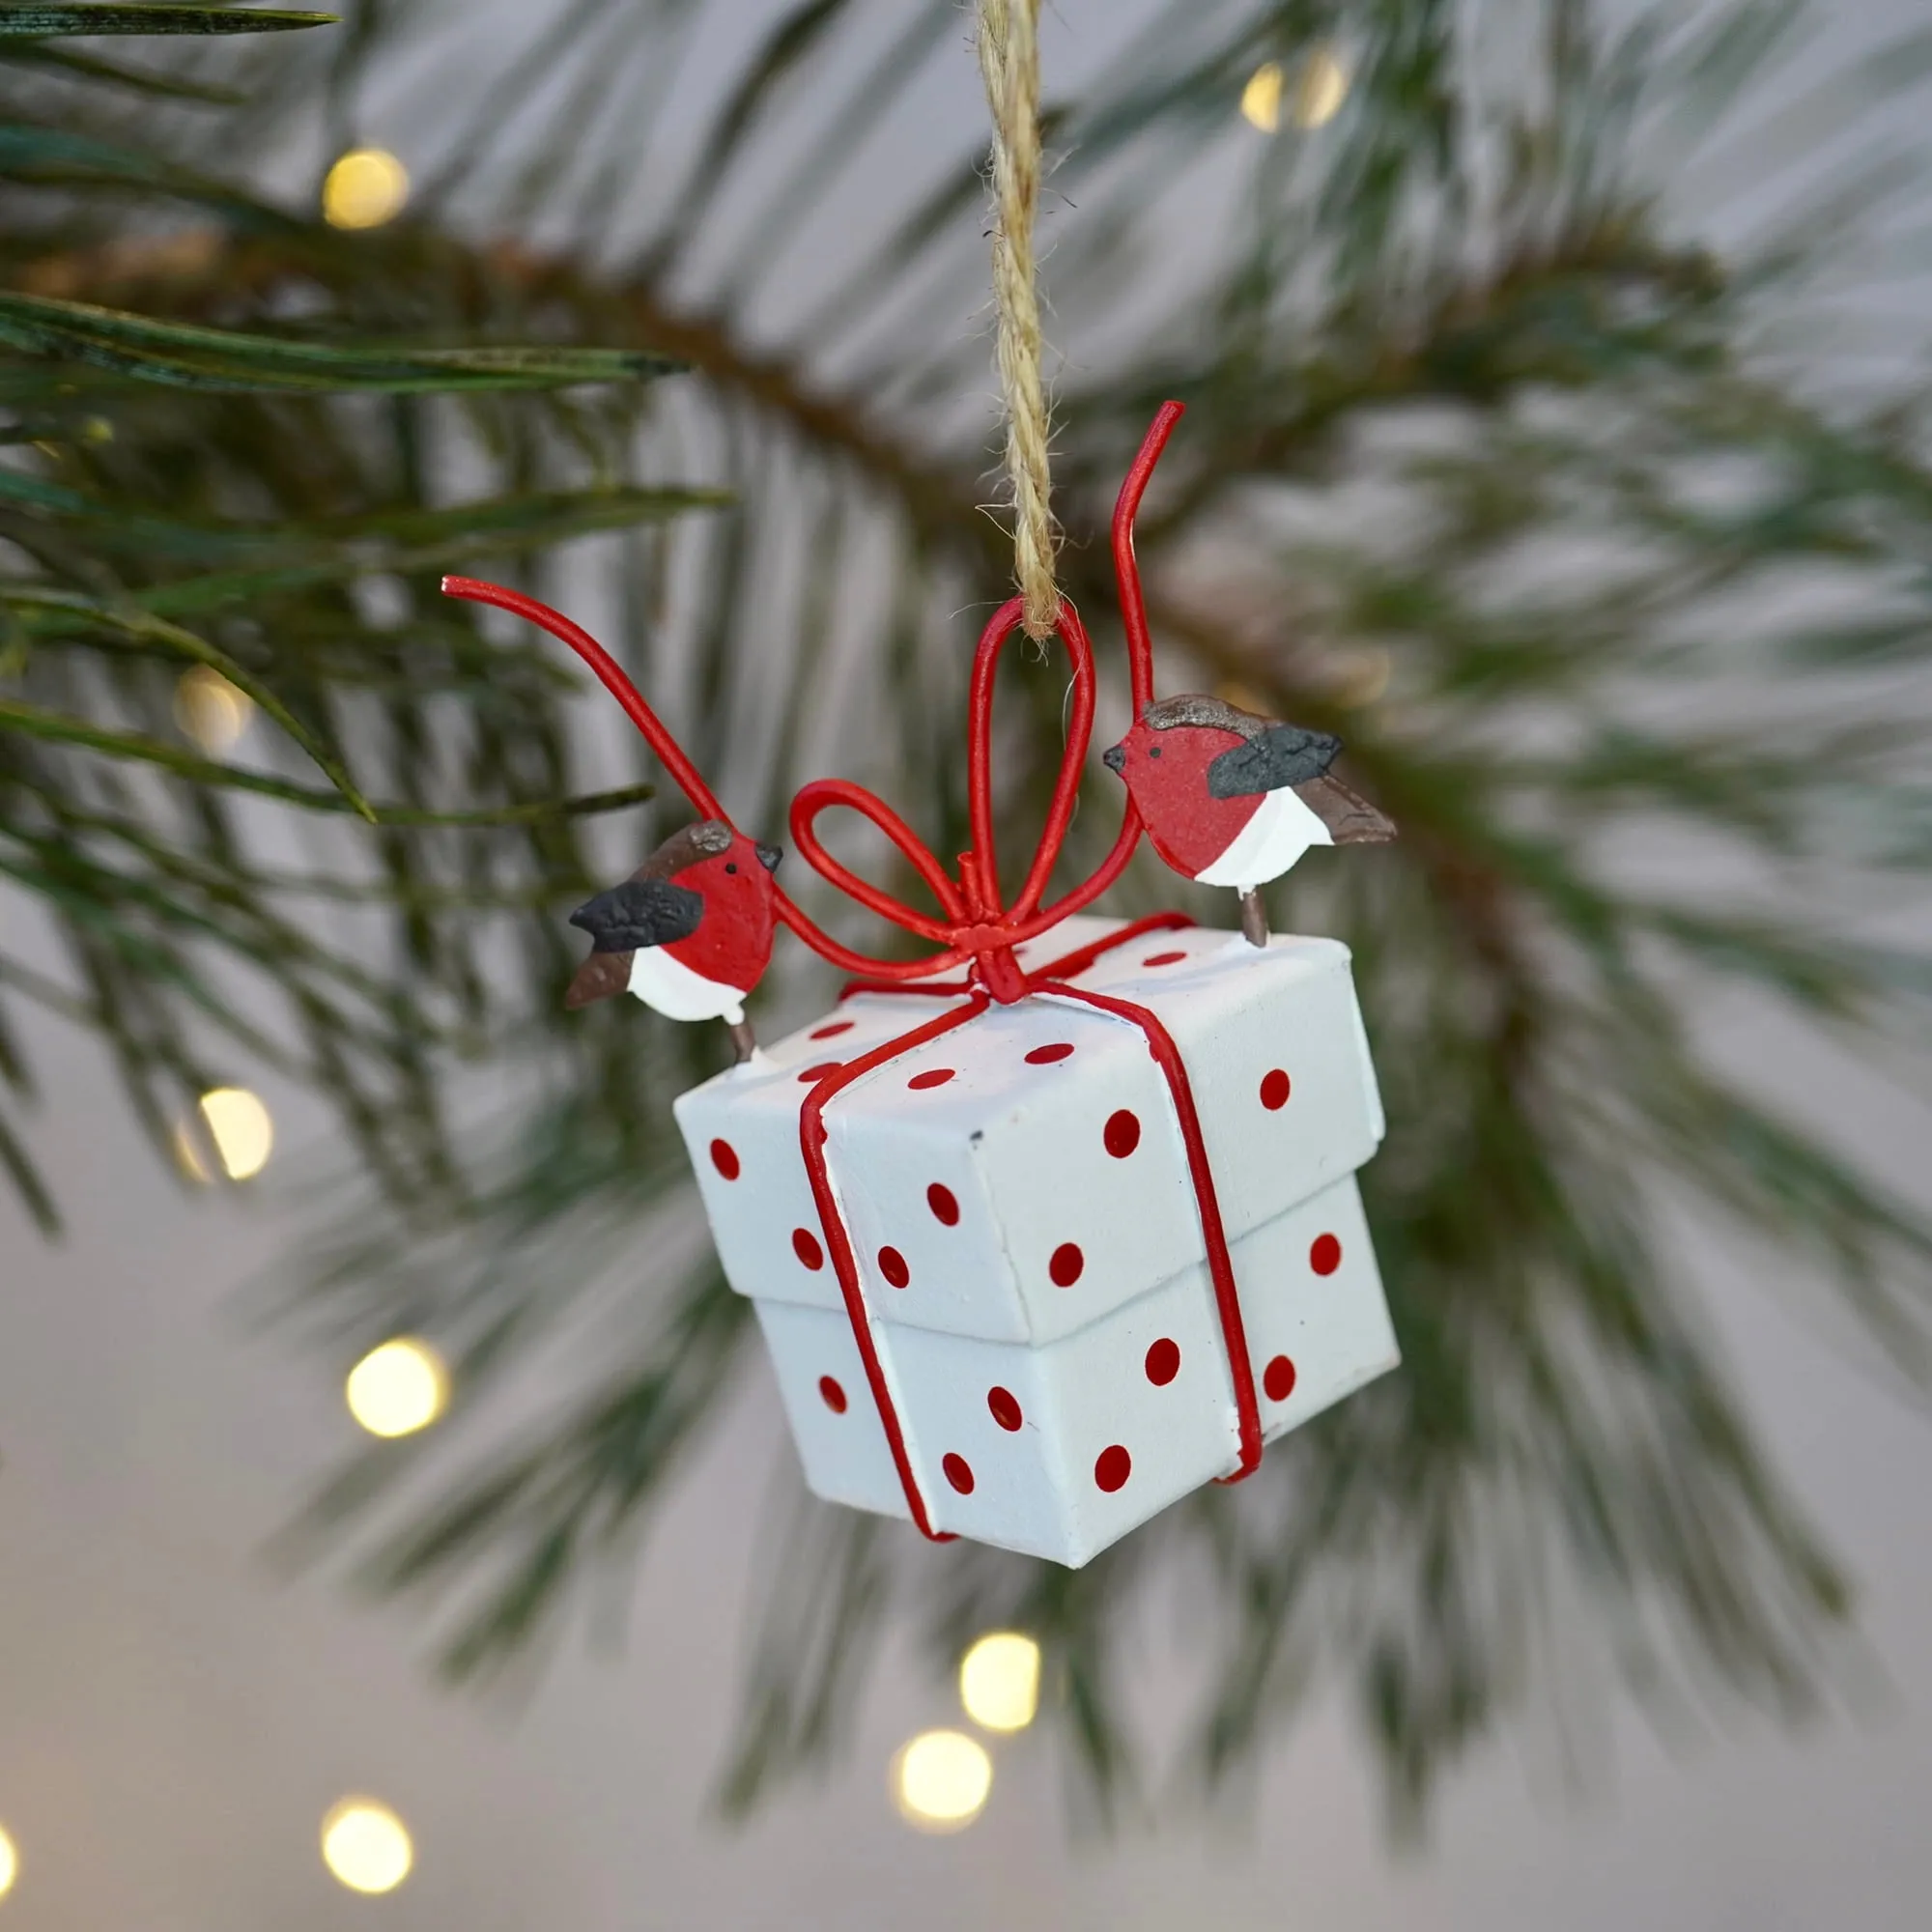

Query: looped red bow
left=443, top=402, right=1184, bottom=997
left=787, top=593, right=1138, bottom=1002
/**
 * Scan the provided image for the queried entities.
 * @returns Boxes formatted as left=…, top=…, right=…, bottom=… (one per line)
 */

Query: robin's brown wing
left=565, top=948, right=634, bottom=1009
left=1293, top=772, right=1396, bottom=842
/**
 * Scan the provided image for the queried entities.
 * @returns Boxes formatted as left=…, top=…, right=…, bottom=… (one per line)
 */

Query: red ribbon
left=442, top=401, right=1265, bottom=1541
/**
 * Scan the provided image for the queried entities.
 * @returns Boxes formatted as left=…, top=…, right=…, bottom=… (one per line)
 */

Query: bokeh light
left=891, top=1729, right=992, bottom=1832
left=321, top=1798, right=413, bottom=1894
left=958, top=1631, right=1039, bottom=1732
left=173, top=666, right=253, bottom=754
left=346, top=1338, right=449, bottom=1438
left=179, top=1087, right=274, bottom=1183
left=322, top=149, right=410, bottom=230
left=1294, top=48, right=1350, bottom=128
left=1239, top=61, right=1283, bottom=132
left=0, top=1823, right=16, bottom=1899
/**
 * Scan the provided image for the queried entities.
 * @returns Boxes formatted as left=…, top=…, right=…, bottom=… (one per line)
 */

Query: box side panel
left=1234, top=1174, right=1400, bottom=1442
left=674, top=1073, right=843, bottom=1313
left=882, top=1264, right=1242, bottom=1567
left=752, top=1299, right=912, bottom=1520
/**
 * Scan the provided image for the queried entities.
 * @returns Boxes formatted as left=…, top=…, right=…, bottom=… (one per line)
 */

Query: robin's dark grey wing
left=569, top=877, right=704, bottom=952
left=1293, top=773, right=1396, bottom=843
left=1207, top=723, right=1343, bottom=799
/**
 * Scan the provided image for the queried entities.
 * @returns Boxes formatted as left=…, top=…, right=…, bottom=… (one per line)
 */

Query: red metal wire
left=797, top=995, right=989, bottom=1541
left=1036, top=976, right=1263, bottom=1482
left=1112, top=400, right=1184, bottom=716
left=440, top=576, right=727, bottom=822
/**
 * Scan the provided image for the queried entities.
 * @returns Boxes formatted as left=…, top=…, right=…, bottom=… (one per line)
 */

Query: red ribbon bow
left=442, top=403, right=1265, bottom=1543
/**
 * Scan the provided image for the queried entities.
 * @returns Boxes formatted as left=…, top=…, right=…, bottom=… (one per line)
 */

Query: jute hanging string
left=977, top=0, right=1059, bottom=641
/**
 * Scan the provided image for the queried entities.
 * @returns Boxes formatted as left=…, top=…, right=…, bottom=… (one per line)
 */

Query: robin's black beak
left=754, top=841, right=782, bottom=873
left=1101, top=742, right=1125, bottom=774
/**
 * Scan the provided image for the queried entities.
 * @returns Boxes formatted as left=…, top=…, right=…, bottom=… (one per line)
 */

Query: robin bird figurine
left=1103, top=695, right=1395, bottom=946
left=566, top=819, right=781, bottom=1061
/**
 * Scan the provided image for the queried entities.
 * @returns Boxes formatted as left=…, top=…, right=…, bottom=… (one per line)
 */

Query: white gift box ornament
left=675, top=915, right=1397, bottom=1565
left=443, top=402, right=1401, bottom=1566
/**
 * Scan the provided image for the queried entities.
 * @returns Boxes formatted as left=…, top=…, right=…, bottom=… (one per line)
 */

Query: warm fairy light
left=0, top=1824, right=16, bottom=1899
left=173, top=666, right=253, bottom=753
left=958, top=1631, right=1039, bottom=1733
left=346, top=1338, right=449, bottom=1438
left=181, top=1086, right=274, bottom=1182
left=1240, top=61, right=1283, bottom=132
left=1293, top=47, right=1350, bottom=128
left=321, top=1798, right=413, bottom=1894
left=891, top=1729, right=992, bottom=1832
left=322, top=148, right=410, bottom=230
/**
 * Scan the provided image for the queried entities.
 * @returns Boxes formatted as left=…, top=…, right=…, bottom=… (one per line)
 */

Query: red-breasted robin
left=1102, top=695, right=1395, bottom=944
left=566, top=819, right=781, bottom=1060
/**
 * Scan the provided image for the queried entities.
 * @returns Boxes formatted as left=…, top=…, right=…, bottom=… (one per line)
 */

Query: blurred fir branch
left=0, top=0, right=724, bottom=1231
left=10, top=0, right=1932, bottom=1835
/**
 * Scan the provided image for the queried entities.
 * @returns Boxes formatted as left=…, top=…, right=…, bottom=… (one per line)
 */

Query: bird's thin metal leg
left=1239, top=890, right=1269, bottom=949
left=727, top=1017, right=757, bottom=1064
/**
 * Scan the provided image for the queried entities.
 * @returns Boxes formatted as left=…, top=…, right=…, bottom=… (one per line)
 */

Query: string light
left=891, top=1729, right=992, bottom=1832
left=957, top=1632, right=1039, bottom=1732
left=321, top=1798, right=413, bottom=1894
left=346, top=1339, right=449, bottom=1438
left=177, top=1086, right=274, bottom=1183
left=173, top=666, right=253, bottom=754
left=1241, top=49, right=1350, bottom=133
left=0, top=1823, right=16, bottom=1900
left=1293, top=48, right=1350, bottom=128
left=1239, top=62, right=1283, bottom=132
left=322, top=149, right=410, bottom=230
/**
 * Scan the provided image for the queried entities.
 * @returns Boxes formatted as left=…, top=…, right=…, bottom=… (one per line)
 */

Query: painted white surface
left=625, top=942, right=746, bottom=1025
left=1195, top=781, right=1334, bottom=891
left=676, top=921, right=1385, bottom=1342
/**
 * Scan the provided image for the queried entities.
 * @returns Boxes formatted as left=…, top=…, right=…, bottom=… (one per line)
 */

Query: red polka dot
left=791, top=1227, right=824, bottom=1270
left=1145, top=1338, right=1179, bottom=1386
left=1310, top=1234, right=1342, bottom=1276
left=708, top=1138, right=740, bottom=1179
left=1264, top=1354, right=1297, bottom=1403
left=1260, top=1067, right=1292, bottom=1110
left=1048, top=1242, right=1084, bottom=1287
left=1025, top=1042, right=1075, bottom=1065
left=943, top=1453, right=975, bottom=1494
left=908, top=1067, right=955, bottom=1090
left=1103, top=1109, right=1141, bottom=1158
left=810, top=1020, right=855, bottom=1039
left=1094, top=1444, right=1131, bottom=1492
left=877, top=1245, right=910, bottom=1289
left=798, top=1062, right=842, bottom=1083
left=1143, top=950, right=1187, bottom=966
left=987, top=1386, right=1022, bottom=1431
left=818, top=1375, right=847, bottom=1413
left=926, top=1182, right=960, bottom=1226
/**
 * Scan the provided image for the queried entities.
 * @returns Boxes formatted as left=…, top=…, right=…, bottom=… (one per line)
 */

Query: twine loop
left=977, top=0, right=1059, bottom=641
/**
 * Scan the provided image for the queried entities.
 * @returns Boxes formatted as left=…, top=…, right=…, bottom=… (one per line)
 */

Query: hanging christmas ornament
left=440, top=0, right=1402, bottom=1567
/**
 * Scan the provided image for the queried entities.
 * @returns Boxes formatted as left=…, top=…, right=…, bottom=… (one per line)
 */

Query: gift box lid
left=674, top=917, right=1384, bottom=1346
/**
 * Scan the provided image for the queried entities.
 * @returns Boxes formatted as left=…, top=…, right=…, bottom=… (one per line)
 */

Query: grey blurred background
left=6, top=0, right=1932, bottom=1925
left=5, top=896, right=1929, bottom=1926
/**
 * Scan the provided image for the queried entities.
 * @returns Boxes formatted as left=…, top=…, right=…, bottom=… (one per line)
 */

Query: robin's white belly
left=627, top=945, right=747, bottom=1025
left=1195, top=785, right=1331, bottom=891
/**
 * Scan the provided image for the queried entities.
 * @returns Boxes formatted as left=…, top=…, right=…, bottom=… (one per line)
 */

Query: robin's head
left=1103, top=694, right=1262, bottom=801
left=645, top=817, right=781, bottom=907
